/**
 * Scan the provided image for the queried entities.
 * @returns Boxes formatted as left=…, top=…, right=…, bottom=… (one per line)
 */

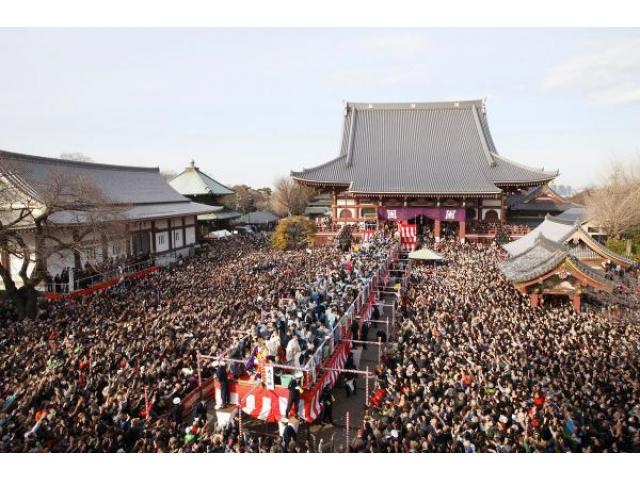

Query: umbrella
left=407, top=248, right=444, bottom=261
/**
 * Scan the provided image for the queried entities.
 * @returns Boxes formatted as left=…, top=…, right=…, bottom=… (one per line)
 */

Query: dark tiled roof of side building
left=1, top=149, right=187, bottom=205
left=0, top=149, right=221, bottom=223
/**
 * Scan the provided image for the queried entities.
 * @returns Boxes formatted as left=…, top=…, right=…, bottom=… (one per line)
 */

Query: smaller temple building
left=0, top=150, right=220, bottom=290
left=506, top=184, right=579, bottom=227
left=501, top=213, right=636, bottom=310
left=501, top=234, right=613, bottom=311
left=169, top=160, right=240, bottom=235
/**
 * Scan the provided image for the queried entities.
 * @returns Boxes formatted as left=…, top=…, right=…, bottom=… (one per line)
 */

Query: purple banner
left=377, top=207, right=466, bottom=222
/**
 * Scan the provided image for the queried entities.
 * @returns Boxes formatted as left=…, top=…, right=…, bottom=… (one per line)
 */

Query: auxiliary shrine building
left=292, top=100, right=558, bottom=243
left=0, top=150, right=219, bottom=289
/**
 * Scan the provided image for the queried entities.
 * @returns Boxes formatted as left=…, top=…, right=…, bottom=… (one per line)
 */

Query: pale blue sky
left=1, top=28, right=639, bottom=190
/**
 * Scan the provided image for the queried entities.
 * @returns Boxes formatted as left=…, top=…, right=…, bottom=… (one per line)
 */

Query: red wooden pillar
left=458, top=220, right=466, bottom=243
left=530, top=292, right=540, bottom=308
left=332, top=192, right=338, bottom=224
left=434, top=219, right=441, bottom=242
left=572, top=294, right=581, bottom=312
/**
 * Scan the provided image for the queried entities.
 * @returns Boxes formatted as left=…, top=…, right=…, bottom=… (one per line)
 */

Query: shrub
left=271, top=216, right=316, bottom=251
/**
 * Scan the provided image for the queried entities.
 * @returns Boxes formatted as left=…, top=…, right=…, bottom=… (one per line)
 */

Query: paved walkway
left=309, top=291, right=397, bottom=452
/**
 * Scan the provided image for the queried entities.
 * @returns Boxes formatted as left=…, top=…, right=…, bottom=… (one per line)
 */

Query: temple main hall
left=292, top=99, right=558, bottom=244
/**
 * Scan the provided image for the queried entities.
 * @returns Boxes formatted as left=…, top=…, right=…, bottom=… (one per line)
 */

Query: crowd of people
left=45, top=254, right=152, bottom=293
left=2, top=225, right=639, bottom=453
left=354, top=239, right=640, bottom=452
left=0, top=233, right=393, bottom=453
left=466, top=221, right=530, bottom=236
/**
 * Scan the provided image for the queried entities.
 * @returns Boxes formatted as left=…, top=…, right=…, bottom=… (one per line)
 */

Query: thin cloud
left=329, top=62, right=431, bottom=87
left=360, top=31, right=429, bottom=55
left=543, top=38, right=640, bottom=104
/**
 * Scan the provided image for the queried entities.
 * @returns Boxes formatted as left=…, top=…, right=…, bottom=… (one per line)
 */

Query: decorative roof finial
left=189, top=159, right=196, bottom=169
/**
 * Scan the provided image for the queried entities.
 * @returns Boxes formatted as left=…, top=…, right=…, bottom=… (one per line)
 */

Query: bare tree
left=219, top=185, right=269, bottom=214
left=585, top=160, right=640, bottom=239
left=1, top=161, right=128, bottom=319
left=270, top=177, right=315, bottom=217
left=60, top=152, right=93, bottom=162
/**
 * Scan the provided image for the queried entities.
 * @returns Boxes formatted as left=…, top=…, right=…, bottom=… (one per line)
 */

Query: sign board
left=264, top=365, right=275, bottom=390
left=308, top=357, right=316, bottom=383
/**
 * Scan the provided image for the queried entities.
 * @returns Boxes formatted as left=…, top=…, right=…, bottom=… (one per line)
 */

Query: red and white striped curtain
left=398, top=224, right=417, bottom=251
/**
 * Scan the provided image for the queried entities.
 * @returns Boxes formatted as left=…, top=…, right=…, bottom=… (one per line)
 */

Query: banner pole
left=196, top=351, right=202, bottom=387
left=345, top=411, right=350, bottom=453
left=238, top=404, right=243, bottom=446
left=365, top=366, right=369, bottom=407
left=144, top=385, right=149, bottom=419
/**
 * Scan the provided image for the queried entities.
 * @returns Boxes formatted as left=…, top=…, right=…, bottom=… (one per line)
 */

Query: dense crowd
left=2, top=228, right=639, bottom=453
left=355, top=240, right=640, bottom=452
left=0, top=233, right=392, bottom=452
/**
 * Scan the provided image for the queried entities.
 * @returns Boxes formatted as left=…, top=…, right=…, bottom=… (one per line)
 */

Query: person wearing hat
left=281, top=417, right=296, bottom=451
left=170, top=397, right=184, bottom=435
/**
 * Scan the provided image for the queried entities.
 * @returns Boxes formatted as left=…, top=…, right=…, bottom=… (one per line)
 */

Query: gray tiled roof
left=198, top=209, right=241, bottom=221
left=1, top=149, right=221, bottom=223
left=237, top=210, right=279, bottom=224
left=503, top=212, right=636, bottom=267
left=500, top=234, right=569, bottom=283
left=292, top=100, right=557, bottom=195
left=169, top=161, right=235, bottom=196
left=554, top=207, right=586, bottom=223
left=507, top=185, right=576, bottom=212
left=1, top=149, right=187, bottom=205
left=50, top=201, right=220, bottom=224
left=503, top=215, right=577, bottom=256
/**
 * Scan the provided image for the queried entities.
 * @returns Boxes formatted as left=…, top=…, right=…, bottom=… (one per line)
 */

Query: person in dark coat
left=170, top=397, right=184, bottom=435
left=216, top=361, right=230, bottom=408
left=284, top=372, right=303, bottom=418
left=282, top=419, right=296, bottom=451
left=320, top=385, right=335, bottom=424
left=344, top=353, right=357, bottom=397
left=351, top=319, right=359, bottom=342
left=361, top=319, right=370, bottom=350
left=194, top=398, right=208, bottom=422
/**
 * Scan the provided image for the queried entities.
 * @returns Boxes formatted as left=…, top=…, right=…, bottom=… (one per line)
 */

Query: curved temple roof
left=0, top=149, right=220, bottom=224
left=169, top=160, right=235, bottom=197
left=292, top=100, right=557, bottom=195
left=503, top=213, right=636, bottom=268
left=500, top=233, right=613, bottom=291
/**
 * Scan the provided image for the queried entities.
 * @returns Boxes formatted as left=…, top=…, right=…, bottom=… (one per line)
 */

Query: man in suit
left=281, top=418, right=296, bottom=451
left=284, top=371, right=303, bottom=417
left=320, top=385, right=335, bottom=424
left=216, top=361, right=230, bottom=408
